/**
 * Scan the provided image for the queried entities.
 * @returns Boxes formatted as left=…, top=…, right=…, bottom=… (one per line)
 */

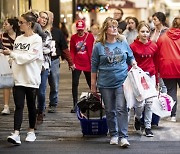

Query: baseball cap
left=76, top=20, right=85, bottom=30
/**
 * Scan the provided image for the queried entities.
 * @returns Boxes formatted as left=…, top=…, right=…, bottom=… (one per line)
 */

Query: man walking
left=46, top=11, right=74, bottom=113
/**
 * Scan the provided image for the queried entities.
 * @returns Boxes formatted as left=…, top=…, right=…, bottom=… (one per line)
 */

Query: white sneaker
left=7, top=133, right=21, bottom=145
left=120, top=138, right=130, bottom=148
left=25, top=132, right=36, bottom=142
left=1, top=106, right=10, bottom=115
left=171, top=116, right=176, bottom=122
left=110, top=136, right=118, bottom=145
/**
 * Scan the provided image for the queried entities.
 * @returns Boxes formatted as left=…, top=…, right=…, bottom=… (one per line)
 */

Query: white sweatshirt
left=10, top=33, right=43, bottom=88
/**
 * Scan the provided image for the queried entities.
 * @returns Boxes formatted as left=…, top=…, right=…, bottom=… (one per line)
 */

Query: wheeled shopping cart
left=76, top=93, right=108, bottom=136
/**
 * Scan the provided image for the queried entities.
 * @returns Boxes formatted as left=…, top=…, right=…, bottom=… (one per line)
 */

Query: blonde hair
left=137, top=22, right=151, bottom=32
left=45, top=11, right=54, bottom=25
left=96, top=17, right=125, bottom=45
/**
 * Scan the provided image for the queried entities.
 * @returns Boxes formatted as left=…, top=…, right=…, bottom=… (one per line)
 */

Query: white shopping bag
left=0, top=54, right=14, bottom=88
left=123, top=76, right=137, bottom=109
left=128, top=67, right=158, bottom=101
left=152, top=93, right=175, bottom=118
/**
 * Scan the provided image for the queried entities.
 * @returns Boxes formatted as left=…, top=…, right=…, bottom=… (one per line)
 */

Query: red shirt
left=70, top=32, right=94, bottom=71
left=130, top=39, right=158, bottom=77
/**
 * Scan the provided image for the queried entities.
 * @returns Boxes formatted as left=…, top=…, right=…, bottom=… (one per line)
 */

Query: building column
left=49, top=0, right=60, bottom=28
left=72, top=0, right=77, bottom=22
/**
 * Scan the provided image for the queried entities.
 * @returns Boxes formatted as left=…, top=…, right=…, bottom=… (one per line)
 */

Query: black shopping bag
left=77, top=93, right=102, bottom=113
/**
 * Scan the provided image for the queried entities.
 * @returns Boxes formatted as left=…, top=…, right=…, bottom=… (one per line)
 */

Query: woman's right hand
left=69, top=64, right=75, bottom=71
left=2, top=47, right=11, bottom=55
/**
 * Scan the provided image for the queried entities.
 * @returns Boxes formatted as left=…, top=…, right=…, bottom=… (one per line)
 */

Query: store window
left=0, top=0, right=19, bottom=31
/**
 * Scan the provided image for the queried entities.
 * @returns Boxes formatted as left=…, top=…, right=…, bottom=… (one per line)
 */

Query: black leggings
left=13, top=86, right=37, bottom=131
left=72, top=69, right=91, bottom=107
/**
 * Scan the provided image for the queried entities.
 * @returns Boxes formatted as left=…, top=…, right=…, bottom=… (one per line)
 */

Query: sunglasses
left=18, top=21, right=27, bottom=25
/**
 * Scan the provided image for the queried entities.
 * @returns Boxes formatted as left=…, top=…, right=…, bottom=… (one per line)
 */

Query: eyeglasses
left=40, top=16, right=48, bottom=20
left=108, top=25, right=118, bottom=29
left=18, top=21, right=27, bottom=25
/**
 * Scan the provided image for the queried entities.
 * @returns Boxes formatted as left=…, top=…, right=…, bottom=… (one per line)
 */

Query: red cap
left=76, top=20, right=85, bottom=30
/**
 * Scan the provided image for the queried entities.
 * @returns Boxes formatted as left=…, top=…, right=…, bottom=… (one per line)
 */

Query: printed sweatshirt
left=10, top=33, right=43, bottom=88
left=92, top=40, right=135, bottom=88
left=70, top=32, right=94, bottom=71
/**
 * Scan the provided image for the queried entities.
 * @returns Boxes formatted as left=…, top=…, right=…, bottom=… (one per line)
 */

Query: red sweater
left=130, top=39, right=158, bottom=77
left=156, top=28, right=180, bottom=78
left=70, top=32, right=94, bottom=71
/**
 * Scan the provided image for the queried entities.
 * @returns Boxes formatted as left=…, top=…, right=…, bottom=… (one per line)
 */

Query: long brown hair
left=172, top=16, right=180, bottom=28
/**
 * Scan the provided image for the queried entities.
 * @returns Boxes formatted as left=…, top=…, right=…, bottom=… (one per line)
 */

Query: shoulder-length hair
left=96, top=17, right=125, bottom=45
left=172, top=16, right=180, bottom=28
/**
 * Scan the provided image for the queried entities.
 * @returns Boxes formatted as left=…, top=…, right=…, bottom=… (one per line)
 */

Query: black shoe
left=145, top=128, right=154, bottom=137
left=48, top=106, right=56, bottom=113
left=70, top=108, right=76, bottom=113
left=134, top=117, right=141, bottom=131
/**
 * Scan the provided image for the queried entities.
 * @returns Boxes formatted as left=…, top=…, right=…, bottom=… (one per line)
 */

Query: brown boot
left=36, top=113, right=44, bottom=125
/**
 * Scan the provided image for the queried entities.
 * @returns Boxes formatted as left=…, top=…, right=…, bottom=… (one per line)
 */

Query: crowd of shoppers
left=0, top=7, right=179, bottom=148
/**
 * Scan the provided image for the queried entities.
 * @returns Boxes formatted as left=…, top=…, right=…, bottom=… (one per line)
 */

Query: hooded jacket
left=130, top=39, right=158, bottom=77
left=156, top=28, right=180, bottom=78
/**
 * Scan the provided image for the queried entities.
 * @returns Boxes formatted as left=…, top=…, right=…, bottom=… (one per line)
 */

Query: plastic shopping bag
left=128, top=67, right=158, bottom=101
left=123, top=76, right=137, bottom=109
left=0, top=54, right=14, bottom=88
left=151, top=93, right=175, bottom=118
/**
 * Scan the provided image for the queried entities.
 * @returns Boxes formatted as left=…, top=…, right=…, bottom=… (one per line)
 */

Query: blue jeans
left=134, top=75, right=156, bottom=128
left=37, top=69, right=49, bottom=113
left=99, top=86, right=128, bottom=139
left=48, top=58, right=60, bottom=107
